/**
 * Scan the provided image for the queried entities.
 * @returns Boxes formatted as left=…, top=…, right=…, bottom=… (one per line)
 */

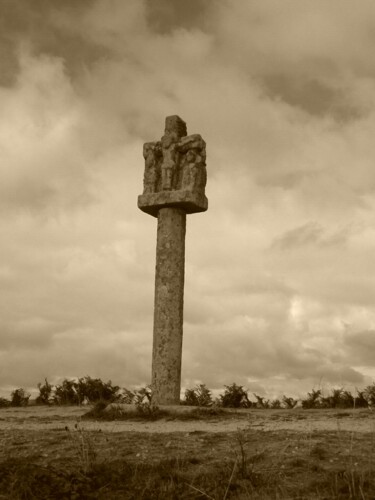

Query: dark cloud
left=145, top=0, right=210, bottom=33
left=0, top=319, right=59, bottom=350
left=320, top=366, right=364, bottom=385
left=183, top=325, right=365, bottom=391
left=271, top=222, right=351, bottom=250
left=256, top=170, right=316, bottom=190
left=0, top=35, right=19, bottom=87
left=262, top=74, right=362, bottom=122
left=344, top=330, right=375, bottom=365
left=0, top=0, right=110, bottom=86
left=33, top=31, right=111, bottom=83
left=0, top=327, right=151, bottom=391
left=272, top=222, right=324, bottom=250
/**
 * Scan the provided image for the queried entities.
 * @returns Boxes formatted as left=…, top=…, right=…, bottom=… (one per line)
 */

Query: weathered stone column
left=138, top=115, right=208, bottom=405
left=152, top=208, right=186, bottom=404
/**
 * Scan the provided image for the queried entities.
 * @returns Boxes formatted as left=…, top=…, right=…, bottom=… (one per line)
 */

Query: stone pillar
left=138, top=115, right=208, bottom=406
left=152, top=208, right=186, bottom=405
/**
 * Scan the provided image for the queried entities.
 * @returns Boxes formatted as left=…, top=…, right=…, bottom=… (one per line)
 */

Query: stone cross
left=138, top=115, right=208, bottom=405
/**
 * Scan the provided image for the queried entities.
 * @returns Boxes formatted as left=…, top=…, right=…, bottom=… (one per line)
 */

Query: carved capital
left=139, top=116, right=208, bottom=216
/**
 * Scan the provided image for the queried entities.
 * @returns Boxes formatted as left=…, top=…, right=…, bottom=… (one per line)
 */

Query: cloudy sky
left=1, top=0, right=375, bottom=400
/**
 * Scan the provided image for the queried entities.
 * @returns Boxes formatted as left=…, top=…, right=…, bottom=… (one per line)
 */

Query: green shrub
left=76, top=376, right=121, bottom=404
left=321, top=388, right=355, bottom=409
left=355, top=389, right=369, bottom=408
left=363, top=383, right=375, bottom=407
left=53, top=379, right=79, bottom=405
left=282, top=396, right=298, bottom=409
left=184, top=384, right=212, bottom=406
left=0, top=397, right=10, bottom=408
left=220, top=383, right=251, bottom=408
left=301, top=389, right=322, bottom=409
left=52, top=376, right=121, bottom=405
left=270, top=399, right=281, bottom=409
left=253, top=394, right=270, bottom=408
left=35, top=378, right=53, bottom=405
left=10, top=388, right=30, bottom=407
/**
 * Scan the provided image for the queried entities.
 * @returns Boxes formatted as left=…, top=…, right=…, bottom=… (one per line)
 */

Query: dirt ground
left=1, top=405, right=374, bottom=468
left=0, top=405, right=374, bottom=433
left=1, top=406, right=375, bottom=498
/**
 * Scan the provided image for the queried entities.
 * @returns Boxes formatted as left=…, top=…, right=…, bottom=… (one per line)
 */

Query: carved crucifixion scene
left=142, top=115, right=206, bottom=195
left=138, top=116, right=208, bottom=217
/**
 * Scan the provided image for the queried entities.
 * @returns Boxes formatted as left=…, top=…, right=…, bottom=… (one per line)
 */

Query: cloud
left=262, top=76, right=362, bottom=122
left=1, top=0, right=375, bottom=399
left=344, top=329, right=375, bottom=365
left=0, top=47, right=96, bottom=213
left=145, top=0, right=210, bottom=34
left=212, top=1, right=375, bottom=81
left=271, top=222, right=353, bottom=250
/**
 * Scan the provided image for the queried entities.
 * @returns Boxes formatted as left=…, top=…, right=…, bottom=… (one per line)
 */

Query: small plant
left=53, top=379, right=79, bottom=405
left=227, top=428, right=269, bottom=497
left=184, top=384, right=213, bottom=407
left=0, top=397, right=10, bottom=408
left=234, top=429, right=250, bottom=477
left=184, top=388, right=199, bottom=406
left=363, top=383, right=375, bottom=408
left=254, top=394, right=270, bottom=409
left=132, top=385, right=162, bottom=419
left=65, top=423, right=98, bottom=474
left=35, top=378, right=53, bottom=405
left=301, top=389, right=322, bottom=409
left=320, top=388, right=355, bottom=409
left=10, top=388, right=30, bottom=407
left=282, top=396, right=298, bottom=409
left=355, top=389, right=369, bottom=408
left=52, top=376, right=121, bottom=406
left=76, top=376, right=121, bottom=404
left=270, top=399, right=282, bottom=409
left=340, top=390, right=355, bottom=408
left=220, top=383, right=252, bottom=408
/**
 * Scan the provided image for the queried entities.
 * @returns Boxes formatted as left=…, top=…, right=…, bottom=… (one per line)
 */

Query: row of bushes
left=1, top=378, right=375, bottom=409
left=0, top=377, right=121, bottom=408
left=184, top=383, right=375, bottom=409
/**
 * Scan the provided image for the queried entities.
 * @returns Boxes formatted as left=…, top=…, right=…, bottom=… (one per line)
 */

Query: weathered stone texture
left=138, top=115, right=208, bottom=216
left=152, top=208, right=186, bottom=405
left=138, top=189, right=208, bottom=217
left=138, top=115, right=208, bottom=406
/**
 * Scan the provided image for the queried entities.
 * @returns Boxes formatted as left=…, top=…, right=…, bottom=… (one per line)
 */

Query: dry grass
left=1, top=407, right=375, bottom=498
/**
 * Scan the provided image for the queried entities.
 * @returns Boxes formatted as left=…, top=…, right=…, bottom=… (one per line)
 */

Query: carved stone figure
left=143, top=142, right=160, bottom=194
left=142, top=115, right=207, bottom=197
left=179, top=134, right=206, bottom=193
left=160, top=134, right=178, bottom=191
left=159, top=116, right=186, bottom=191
